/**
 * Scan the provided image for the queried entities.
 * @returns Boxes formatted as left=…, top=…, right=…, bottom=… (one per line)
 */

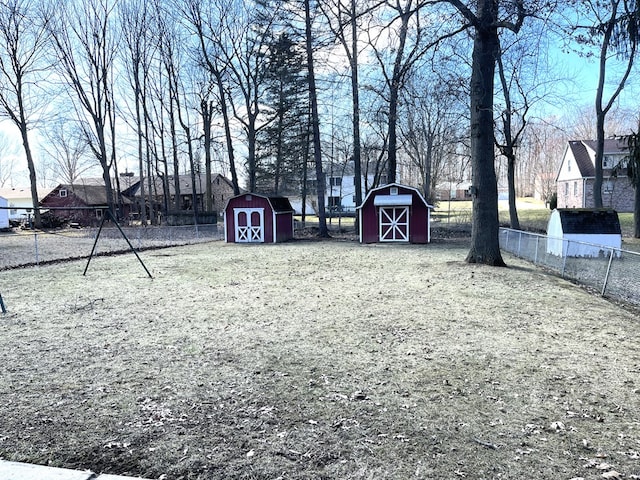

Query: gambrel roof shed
left=224, top=193, right=295, bottom=243
left=358, top=183, right=433, bottom=244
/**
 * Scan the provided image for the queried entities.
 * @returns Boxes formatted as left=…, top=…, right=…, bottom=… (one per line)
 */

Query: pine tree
left=256, top=32, right=309, bottom=196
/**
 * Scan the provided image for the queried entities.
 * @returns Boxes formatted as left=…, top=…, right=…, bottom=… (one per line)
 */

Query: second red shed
left=358, top=183, right=433, bottom=244
left=224, top=193, right=295, bottom=243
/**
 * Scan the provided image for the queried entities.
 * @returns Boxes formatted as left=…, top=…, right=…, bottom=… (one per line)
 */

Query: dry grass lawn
left=1, top=238, right=639, bottom=480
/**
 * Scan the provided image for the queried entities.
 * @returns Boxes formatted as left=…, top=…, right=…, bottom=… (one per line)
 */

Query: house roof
left=556, top=208, right=621, bottom=235
left=567, top=141, right=596, bottom=177
left=566, top=138, right=629, bottom=179
left=124, top=173, right=236, bottom=197
left=41, top=184, right=131, bottom=206
left=0, top=187, right=52, bottom=200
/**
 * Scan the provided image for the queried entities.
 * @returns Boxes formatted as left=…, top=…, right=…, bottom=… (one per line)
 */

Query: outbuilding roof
left=556, top=208, right=621, bottom=235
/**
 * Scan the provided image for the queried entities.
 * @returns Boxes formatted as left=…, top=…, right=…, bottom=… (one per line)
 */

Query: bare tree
left=399, top=69, right=467, bottom=203
left=0, top=131, right=20, bottom=187
left=48, top=0, right=120, bottom=218
left=40, top=120, right=92, bottom=184
left=0, top=0, right=51, bottom=227
left=570, top=0, right=638, bottom=208
left=119, top=0, right=155, bottom=224
left=304, top=0, right=329, bottom=237
left=319, top=0, right=385, bottom=220
left=440, top=0, right=550, bottom=266
left=183, top=0, right=241, bottom=195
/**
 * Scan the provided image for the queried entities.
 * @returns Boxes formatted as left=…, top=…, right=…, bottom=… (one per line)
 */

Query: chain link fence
left=0, top=224, right=222, bottom=270
left=500, top=227, right=640, bottom=307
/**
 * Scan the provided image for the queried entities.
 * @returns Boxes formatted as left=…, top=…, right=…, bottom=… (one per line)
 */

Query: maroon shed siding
left=224, top=193, right=294, bottom=243
left=358, top=183, right=433, bottom=244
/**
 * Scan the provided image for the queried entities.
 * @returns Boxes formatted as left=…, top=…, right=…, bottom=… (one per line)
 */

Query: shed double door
left=234, top=208, right=264, bottom=242
left=379, top=206, right=409, bottom=242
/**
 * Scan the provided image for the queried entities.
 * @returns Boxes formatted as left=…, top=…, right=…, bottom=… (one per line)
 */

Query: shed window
left=390, top=187, right=399, bottom=195
left=59, top=189, right=68, bottom=198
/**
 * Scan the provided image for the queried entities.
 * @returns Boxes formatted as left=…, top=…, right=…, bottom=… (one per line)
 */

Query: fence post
left=561, top=239, right=568, bottom=277
left=534, top=236, right=539, bottom=265
left=34, top=233, right=39, bottom=265
left=601, top=247, right=615, bottom=296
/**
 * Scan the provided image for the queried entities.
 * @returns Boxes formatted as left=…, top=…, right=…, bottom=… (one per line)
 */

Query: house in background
left=556, top=139, right=634, bottom=212
left=126, top=173, right=236, bottom=223
left=40, top=183, right=131, bottom=226
left=434, top=181, right=472, bottom=201
left=0, top=196, right=8, bottom=229
left=0, top=187, right=53, bottom=225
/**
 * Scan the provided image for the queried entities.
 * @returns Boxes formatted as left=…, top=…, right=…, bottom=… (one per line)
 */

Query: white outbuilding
left=546, top=208, right=622, bottom=257
left=0, top=196, right=9, bottom=229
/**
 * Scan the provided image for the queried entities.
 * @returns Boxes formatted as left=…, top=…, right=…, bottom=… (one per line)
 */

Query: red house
left=224, top=193, right=295, bottom=243
left=40, top=183, right=131, bottom=227
left=358, top=183, right=433, bottom=244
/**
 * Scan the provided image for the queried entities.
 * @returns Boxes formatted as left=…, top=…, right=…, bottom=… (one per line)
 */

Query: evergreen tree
left=256, top=32, right=309, bottom=196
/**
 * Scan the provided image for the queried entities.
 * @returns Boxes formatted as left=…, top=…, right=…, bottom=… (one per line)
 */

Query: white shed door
left=235, top=208, right=264, bottom=242
left=379, top=206, right=409, bottom=242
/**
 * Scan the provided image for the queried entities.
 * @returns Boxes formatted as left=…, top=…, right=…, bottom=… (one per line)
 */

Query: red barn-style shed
left=224, top=193, right=295, bottom=243
left=358, top=183, right=433, bottom=244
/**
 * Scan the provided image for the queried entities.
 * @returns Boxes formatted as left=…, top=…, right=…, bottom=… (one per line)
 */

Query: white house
left=0, top=196, right=9, bottom=229
left=0, top=187, right=52, bottom=224
left=546, top=208, right=622, bottom=257
left=556, top=139, right=634, bottom=212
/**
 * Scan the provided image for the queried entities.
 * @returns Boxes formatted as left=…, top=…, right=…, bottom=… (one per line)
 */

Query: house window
left=329, top=177, right=342, bottom=187
left=567, top=159, right=571, bottom=172
left=604, top=181, right=614, bottom=194
left=96, top=209, right=103, bottom=220
left=328, top=196, right=340, bottom=208
left=352, top=195, right=357, bottom=203
left=564, top=183, right=569, bottom=196
left=59, top=189, right=68, bottom=198
left=573, top=182, right=577, bottom=196
left=603, top=155, right=614, bottom=168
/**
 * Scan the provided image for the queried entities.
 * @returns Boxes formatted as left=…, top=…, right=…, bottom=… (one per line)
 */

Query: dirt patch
left=1, top=240, right=639, bottom=479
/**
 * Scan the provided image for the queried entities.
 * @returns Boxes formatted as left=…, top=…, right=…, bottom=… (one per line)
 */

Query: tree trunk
left=593, top=112, right=605, bottom=208
left=216, top=70, right=240, bottom=195
left=507, top=151, right=520, bottom=230
left=21, top=129, right=42, bottom=228
left=386, top=2, right=411, bottom=184
left=465, top=7, right=506, bottom=266
left=635, top=180, right=640, bottom=238
left=304, top=0, right=329, bottom=237
left=351, top=0, right=362, bottom=230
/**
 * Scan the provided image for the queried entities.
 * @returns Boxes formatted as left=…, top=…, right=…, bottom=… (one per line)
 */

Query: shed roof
left=556, top=208, right=621, bottom=235
left=225, top=193, right=294, bottom=213
left=359, top=183, right=434, bottom=209
left=268, top=196, right=295, bottom=213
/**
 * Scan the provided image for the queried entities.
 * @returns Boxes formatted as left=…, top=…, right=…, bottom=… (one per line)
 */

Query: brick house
left=556, top=139, right=634, bottom=212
